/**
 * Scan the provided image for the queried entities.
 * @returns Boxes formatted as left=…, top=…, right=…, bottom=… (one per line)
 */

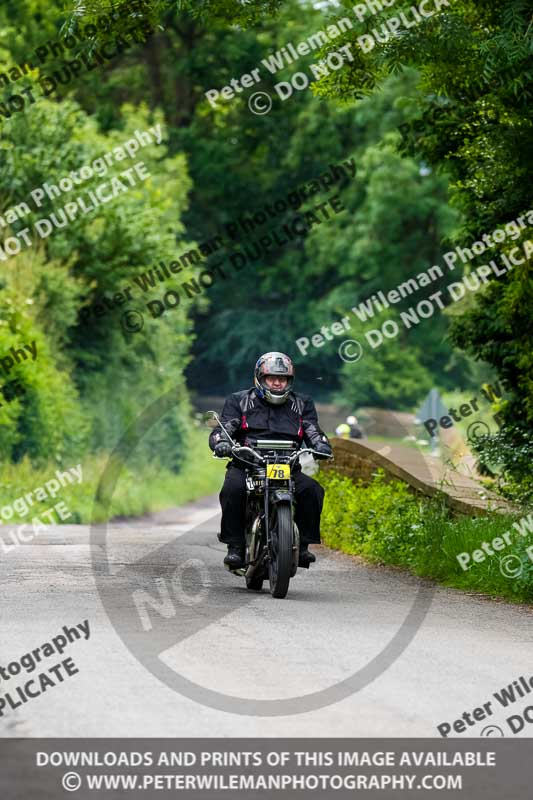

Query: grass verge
left=316, top=468, right=533, bottom=604
left=0, top=426, right=224, bottom=525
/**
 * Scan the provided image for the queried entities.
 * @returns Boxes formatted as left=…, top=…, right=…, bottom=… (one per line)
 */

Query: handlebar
left=234, top=445, right=265, bottom=464
left=207, top=411, right=333, bottom=464
left=290, top=447, right=333, bottom=463
left=213, top=444, right=333, bottom=466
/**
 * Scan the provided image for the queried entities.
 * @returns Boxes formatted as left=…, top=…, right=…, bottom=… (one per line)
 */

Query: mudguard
left=270, top=490, right=292, bottom=504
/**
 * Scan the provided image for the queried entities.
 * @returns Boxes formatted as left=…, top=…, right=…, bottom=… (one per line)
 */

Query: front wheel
left=269, top=503, right=293, bottom=599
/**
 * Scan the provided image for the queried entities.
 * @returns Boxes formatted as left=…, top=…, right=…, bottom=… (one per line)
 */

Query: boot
left=298, top=542, right=316, bottom=569
left=224, top=543, right=245, bottom=569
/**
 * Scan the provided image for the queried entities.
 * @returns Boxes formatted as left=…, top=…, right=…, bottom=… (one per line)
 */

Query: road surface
left=0, top=495, right=531, bottom=738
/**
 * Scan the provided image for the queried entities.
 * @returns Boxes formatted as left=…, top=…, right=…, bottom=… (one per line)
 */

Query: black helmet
left=254, top=352, right=294, bottom=405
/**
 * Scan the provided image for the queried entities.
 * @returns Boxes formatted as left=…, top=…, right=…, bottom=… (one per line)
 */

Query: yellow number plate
left=267, top=464, right=290, bottom=480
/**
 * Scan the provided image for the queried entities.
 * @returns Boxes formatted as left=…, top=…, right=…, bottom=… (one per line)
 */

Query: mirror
left=203, top=410, right=236, bottom=448
left=203, top=410, right=220, bottom=428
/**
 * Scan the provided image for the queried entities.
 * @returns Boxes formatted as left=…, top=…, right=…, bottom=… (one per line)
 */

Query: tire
left=246, top=574, right=264, bottom=591
left=269, top=503, right=293, bottom=599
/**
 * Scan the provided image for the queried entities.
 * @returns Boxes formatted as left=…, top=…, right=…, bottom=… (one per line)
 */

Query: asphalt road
left=1, top=494, right=532, bottom=738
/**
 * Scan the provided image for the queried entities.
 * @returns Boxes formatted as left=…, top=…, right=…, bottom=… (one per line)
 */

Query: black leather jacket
left=208, top=387, right=330, bottom=466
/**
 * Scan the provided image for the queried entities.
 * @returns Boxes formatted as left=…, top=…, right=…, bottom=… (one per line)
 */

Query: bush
left=318, top=469, right=439, bottom=565
left=0, top=99, right=195, bottom=473
left=317, top=468, right=533, bottom=603
left=0, top=248, right=89, bottom=465
left=469, top=424, right=533, bottom=506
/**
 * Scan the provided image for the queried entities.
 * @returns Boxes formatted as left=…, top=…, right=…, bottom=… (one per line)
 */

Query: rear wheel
left=269, top=503, right=293, bottom=599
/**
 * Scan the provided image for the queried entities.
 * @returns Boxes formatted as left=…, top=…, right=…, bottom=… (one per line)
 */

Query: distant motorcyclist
left=209, top=352, right=332, bottom=570
left=335, top=416, right=364, bottom=439
left=335, top=422, right=351, bottom=439
left=347, top=415, right=364, bottom=439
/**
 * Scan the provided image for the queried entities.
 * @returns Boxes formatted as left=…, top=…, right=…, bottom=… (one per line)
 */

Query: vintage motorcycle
left=206, top=410, right=332, bottom=599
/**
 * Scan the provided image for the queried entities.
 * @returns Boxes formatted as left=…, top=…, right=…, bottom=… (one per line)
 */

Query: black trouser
left=219, top=465, right=325, bottom=547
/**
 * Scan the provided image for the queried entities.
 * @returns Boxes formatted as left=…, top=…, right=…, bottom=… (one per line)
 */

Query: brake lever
left=305, top=449, right=334, bottom=460
left=290, top=447, right=333, bottom=464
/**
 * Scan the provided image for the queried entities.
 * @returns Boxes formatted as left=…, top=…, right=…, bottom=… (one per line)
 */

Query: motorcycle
left=206, top=410, right=332, bottom=599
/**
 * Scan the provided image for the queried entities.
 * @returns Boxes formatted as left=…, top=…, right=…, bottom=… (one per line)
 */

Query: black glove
left=313, top=441, right=332, bottom=460
left=214, top=441, right=233, bottom=458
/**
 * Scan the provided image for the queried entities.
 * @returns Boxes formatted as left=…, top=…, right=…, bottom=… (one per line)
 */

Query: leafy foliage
left=469, top=426, right=533, bottom=506
left=76, top=0, right=476, bottom=403
left=6, top=0, right=486, bottom=409
left=317, top=467, right=533, bottom=602
left=1, top=0, right=530, bottom=511
left=0, top=91, right=194, bottom=470
left=337, top=313, right=435, bottom=410
left=314, top=0, right=533, bottom=492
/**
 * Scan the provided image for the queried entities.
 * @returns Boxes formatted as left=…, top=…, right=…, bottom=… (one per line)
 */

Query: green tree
left=336, top=312, right=434, bottom=410
left=313, top=0, right=533, bottom=484
left=0, top=93, right=195, bottom=468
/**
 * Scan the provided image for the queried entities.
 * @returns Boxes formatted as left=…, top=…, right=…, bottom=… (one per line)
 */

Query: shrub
left=470, top=424, right=533, bottom=507
left=318, top=469, right=431, bottom=565
left=317, top=467, right=533, bottom=603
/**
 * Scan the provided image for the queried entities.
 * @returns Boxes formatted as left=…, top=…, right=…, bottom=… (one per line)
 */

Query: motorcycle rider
left=347, top=415, right=364, bottom=439
left=209, top=352, right=332, bottom=570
